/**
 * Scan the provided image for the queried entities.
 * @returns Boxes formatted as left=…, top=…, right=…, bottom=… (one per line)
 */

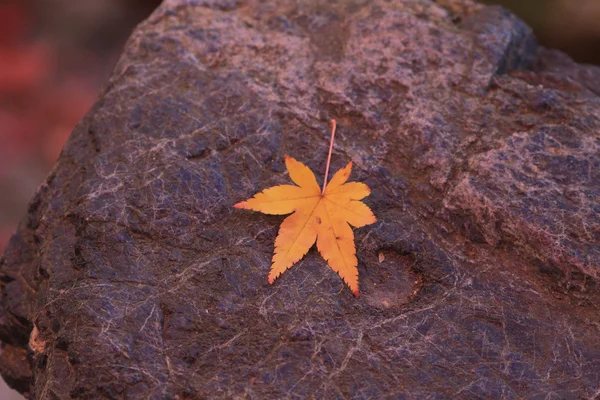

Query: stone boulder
left=1, top=0, right=599, bottom=398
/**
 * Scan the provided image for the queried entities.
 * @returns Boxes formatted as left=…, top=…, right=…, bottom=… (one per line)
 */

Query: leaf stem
left=322, top=119, right=336, bottom=195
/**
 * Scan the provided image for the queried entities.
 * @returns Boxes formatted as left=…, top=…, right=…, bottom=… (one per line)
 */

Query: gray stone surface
left=1, top=0, right=599, bottom=398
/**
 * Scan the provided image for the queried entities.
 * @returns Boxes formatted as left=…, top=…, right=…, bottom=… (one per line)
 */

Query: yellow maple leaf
left=234, top=152, right=376, bottom=295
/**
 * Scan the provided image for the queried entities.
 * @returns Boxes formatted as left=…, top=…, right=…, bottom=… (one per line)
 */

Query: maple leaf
left=234, top=121, right=376, bottom=295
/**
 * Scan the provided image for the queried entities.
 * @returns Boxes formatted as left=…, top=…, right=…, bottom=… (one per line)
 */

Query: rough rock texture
left=1, top=0, right=599, bottom=398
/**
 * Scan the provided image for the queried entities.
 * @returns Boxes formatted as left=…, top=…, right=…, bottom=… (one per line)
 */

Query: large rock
left=1, top=0, right=599, bottom=398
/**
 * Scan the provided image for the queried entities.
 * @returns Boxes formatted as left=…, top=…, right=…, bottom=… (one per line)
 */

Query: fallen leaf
left=235, top=154, right=376, bottom=295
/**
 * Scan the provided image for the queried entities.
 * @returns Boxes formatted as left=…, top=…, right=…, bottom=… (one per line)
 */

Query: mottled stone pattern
left=1, top=0, right=599, bottom=398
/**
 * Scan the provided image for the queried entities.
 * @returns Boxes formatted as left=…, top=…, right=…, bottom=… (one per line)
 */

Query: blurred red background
left=0, top=0, right=599, bottom=255
left=0, top=0, right=160, bottom=256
